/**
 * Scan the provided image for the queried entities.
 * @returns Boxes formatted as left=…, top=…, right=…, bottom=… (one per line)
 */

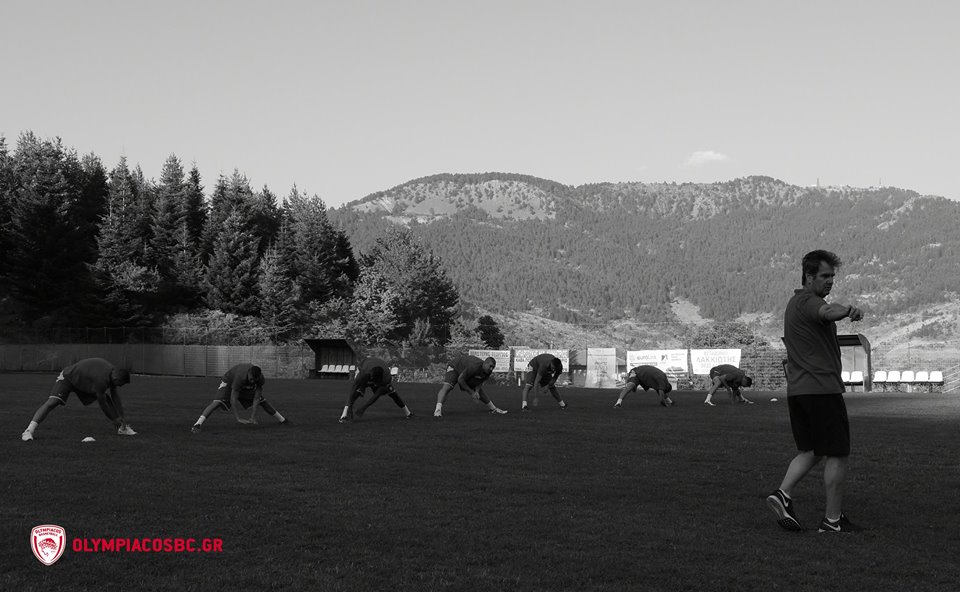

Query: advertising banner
left=585, top=348, right=618, bottom=388
left=689, top=349, right=742, bottom=375
left=511, top=349, right=570, bottom=372
left=468, top=349, right=512, bottom=373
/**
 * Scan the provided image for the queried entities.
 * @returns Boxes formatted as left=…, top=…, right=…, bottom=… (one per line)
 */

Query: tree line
left=0, top=132, right=505, bottom=347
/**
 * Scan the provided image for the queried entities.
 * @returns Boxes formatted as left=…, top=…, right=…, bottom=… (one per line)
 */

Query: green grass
left=2, top=373, right=959, bottom=591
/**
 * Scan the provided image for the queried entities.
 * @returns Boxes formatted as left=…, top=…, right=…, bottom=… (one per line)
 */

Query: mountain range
left=329, top=173, right=960, bottom=351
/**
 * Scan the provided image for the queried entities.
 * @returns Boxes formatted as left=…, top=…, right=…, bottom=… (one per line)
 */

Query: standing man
left=339, top=358, right=414, bottom=423
left=191, top=363, right=289, bottom=432
left=703, top=364, right=754, bottom=406
left=613, top=365, right=675, bottom=408
left=22, top=357, right=136, bottom=441
left=434, top=354, right=507, bottom=417
left=766, top=250, right=863, bottom=533
left=520, top=353, right=567, bottom=411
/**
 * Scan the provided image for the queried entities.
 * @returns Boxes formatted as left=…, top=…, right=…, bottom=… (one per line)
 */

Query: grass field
left=2, top=372, right=959, bottom=591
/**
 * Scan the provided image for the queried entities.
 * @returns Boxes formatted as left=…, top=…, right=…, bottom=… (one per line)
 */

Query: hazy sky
left=2, top=0, right=957, bottom=206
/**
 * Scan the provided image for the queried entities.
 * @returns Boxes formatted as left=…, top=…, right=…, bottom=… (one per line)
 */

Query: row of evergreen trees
left=0, top=132, right=487, bottom=347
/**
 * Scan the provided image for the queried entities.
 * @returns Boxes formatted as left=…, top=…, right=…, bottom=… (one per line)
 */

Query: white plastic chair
left=929, top=370, right=944, bottom=384
left=841, top=371, right=851, bottom=384
left=850, top=371, right=864, bottom=384
left=886, top=370, right=902, bottom=391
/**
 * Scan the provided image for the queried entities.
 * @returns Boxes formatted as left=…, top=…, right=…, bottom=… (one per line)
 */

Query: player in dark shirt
left=614, top=365, right=675, bottom=408
left=339, top=358, right=413, bottom=422
left=434, top=354, right=507, bottom=417
left=22, top=357, right=134, bottom=441
left=520, top=353, right=567, bottom=411
left=191, top=363, right=289, bottom=432
left=703, top=364, right=754, bottom=405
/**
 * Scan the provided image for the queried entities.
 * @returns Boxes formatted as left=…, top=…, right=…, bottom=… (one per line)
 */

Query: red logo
left=31, top=525, right=66, bottom=566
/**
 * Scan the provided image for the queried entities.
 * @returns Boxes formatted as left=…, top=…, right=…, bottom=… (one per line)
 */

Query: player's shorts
left=524, top=367, right=554, bottom=388
left=215, top=382, right=261, bottom=410
left=49, top=371, right=98, bottom=406
left=787, top=394, right=850, bottom=457
left=443, top=367, right=482, bottom=391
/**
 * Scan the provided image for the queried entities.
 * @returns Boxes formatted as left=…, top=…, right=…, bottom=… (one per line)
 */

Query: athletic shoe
left=21, top=431, right=33, bottom=441
left=766, top=490, right=802, bottom=531
left=280, top=418, right=292, bottom=425
left=338, top=417, right=351, bottom=424
left=740, top=399, right=755, bottom=405
left=660, top=398, right=674, bottom=407
left=117, top=425, right=137, bottom=436
left=489, top=408, right=508, bottom=415
left=405, top=412, right=415, bottom=419
left=818, top=514, right=862, bottom=533
left=614, top=402, right=622, bottom=409
left=559, top=404, right=567, bottom=410
left=434, top=410, right=442, bottom=418
left=190, top=424, right=202, bottom=434
left=703, top=401, right=715, bottom=406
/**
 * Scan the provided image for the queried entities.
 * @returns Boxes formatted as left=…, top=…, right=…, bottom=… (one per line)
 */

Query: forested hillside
left=332, top=174, right=960, bottom=323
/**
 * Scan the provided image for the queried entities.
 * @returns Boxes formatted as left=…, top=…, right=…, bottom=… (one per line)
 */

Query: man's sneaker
left=118, top=425, right=137, bottom=436
left=818, top=514, right=862, bottom=533
left=280, top=418, right=292, bottom=425
left=521, top=406, right=531, bottom=412
left=766, top=490, right=802, bottom=531
left=21, top=431, right=34, bottom=441
left=405, top=412, right=415, bottom=419
left=191, top=424, right=202, bottom=434
left=434, top=410, right=442, bottom=418
left=338, top=417, right=351, bottom=424
left=703, top=401, right=715, bottom=406
left=614, top=402, right=622, bottom=409
left=740, top=399, right=755, bottom=405
left=660, top=398, right=674, bottom=407
left=559, top=403, right=567, bottom=410
left=490, top=408, right=508, bottom=415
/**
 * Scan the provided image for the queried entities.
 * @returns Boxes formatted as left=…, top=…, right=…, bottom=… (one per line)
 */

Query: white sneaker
left=614, top=403, right=622, bottom=409
left=489, top=408, right=508, bottom=415
left=117, top=425, right=137, bottom=436
left=704, top=401, right=715, bottom=406
left=21, top=431, right=33, bottom=441
left=434, top=410, right=442, bottom=418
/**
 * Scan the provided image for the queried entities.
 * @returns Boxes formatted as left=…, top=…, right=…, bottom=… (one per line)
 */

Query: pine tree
left=183, top=164, right=207, bottom=253
left=258, top=245, right=300, bottom=340
left=284, top=188, right=356, bottom=304
left=476, top=315, right=505, bottom=348
left=362, top=227, right=460, bottom=344
left=206, top=210, right=260, bottom=315
left=344, top=266, right=401, bottom=345
left=150, top=154, right=187, bottom=278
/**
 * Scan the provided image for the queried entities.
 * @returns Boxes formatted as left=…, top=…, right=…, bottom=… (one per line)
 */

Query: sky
left=2, top=0, right=958, bottom=206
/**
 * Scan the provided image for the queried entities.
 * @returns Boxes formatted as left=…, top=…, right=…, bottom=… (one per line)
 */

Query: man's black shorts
left=787, top=394, right=850, bottom=457
left=49, top=372, right=98, bottom=406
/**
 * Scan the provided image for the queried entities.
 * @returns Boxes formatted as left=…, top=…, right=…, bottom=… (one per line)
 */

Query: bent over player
left=339, top=358, right=414, bottom=423
left=703, top=364, right=754, bottom=406
left=520, top=353, right=567, bottom=411
left=434, top=354, right=507, bottom=417
left=614, top=365, right=675, bottom=408
left=22, top=357, right=135, bottom=441
left=191, top=363, right=288, bottom=432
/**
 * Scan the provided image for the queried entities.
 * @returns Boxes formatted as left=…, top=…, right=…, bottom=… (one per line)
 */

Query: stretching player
left=703, top=364, right=755, bottom=405
left=435, top=354, right=507, bottom=417
left=191, top=363, right=288, bottom=432
left=520, top=353, right=567, bottom=411
left=339, top=358, right=414, bottom=422
left=22, top=357, right=135, bottom=441
left=614, top=365, right=675, bottom=408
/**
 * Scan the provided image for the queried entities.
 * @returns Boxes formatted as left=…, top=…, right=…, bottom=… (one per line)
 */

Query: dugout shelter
left=838, top=333, right=872, bottom=391
left=304, top=338, right=358, bottom=379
